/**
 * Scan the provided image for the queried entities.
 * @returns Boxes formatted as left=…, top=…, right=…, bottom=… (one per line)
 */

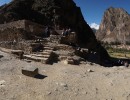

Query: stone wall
left=24, top=20, right=45, bottom=35
left=0, top=20, right=45, bottom=36
left=0, top=20, right=45, bottom=52
left=0, top=40, right=43, bottom=54
left=0, top=28, right=26, bottom=41
left=0, top=19, right=47, bottom=43
left=0, top=20, right=25, bottom=30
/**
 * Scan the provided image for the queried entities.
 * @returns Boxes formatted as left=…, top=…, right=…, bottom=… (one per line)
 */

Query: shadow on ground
left=0, top=55, right=3, bottom=58
left=34, top=74, right=47, bottom=79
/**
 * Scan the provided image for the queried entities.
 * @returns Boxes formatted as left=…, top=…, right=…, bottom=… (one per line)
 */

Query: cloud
left=90, top=23, right=99, bottom=30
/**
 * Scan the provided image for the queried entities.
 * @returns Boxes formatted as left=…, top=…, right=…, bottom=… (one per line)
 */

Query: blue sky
left=74, top=0, right=130, bottom=27
left=0, top=0, right=130, bottom=28
left=0, top=0, right=11, bottom=6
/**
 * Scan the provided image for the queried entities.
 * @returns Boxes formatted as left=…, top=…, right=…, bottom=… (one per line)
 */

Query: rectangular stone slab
left=22, top=66, right=38, bottom=77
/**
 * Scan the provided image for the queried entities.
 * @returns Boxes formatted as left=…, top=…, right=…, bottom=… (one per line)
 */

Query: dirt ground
left=0, top=51, right=130, bottom=100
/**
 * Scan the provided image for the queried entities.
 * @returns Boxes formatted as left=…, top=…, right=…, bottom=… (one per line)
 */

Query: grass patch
left=105, top=46, right=130, bottom=59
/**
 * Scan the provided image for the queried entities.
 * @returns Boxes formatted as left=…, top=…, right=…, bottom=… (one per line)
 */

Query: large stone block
left=22, top=66, right=38, bottom=77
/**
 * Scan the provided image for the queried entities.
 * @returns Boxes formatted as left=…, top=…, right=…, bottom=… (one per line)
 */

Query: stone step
left=44, top=49, right=53, bottom=52
left=55, top=44, right=74, bottom=50
left=40, top=51, right=51, bottom=55
left=43, top=47, right=54, bottom=50
left=59, top=56, right=67, bottom=60
left=11, top=50, right=23, bottom=53
left=31, top=54, right=50, bottom=58
left=59, top=55, right=73, bottom=61
left=23, top=55, right=48, bottom=63
left=56, top=45, right=67, bottom=48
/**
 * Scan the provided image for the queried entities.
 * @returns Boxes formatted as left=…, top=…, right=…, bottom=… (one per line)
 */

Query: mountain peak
left=96, top=7, right=130, bottom=43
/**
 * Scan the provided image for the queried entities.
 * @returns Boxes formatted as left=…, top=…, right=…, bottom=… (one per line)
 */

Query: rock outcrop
left=0, top=0, right=110, bottom=64
left=96, top=7, right=130, bottom=44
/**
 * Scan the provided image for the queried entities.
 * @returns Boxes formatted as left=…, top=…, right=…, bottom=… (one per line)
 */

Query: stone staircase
left=23, top=45, right=54, bottom=64
left=49, top=42, right=78, bottom=64
left=22, top=34, right=81, bottom=65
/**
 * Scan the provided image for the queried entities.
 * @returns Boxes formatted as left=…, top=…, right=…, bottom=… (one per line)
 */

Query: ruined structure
left=0, top=0, right=110, bottom=65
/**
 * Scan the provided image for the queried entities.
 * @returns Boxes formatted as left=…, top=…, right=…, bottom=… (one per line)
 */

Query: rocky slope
left=0, top=0, right=109, bottom=63
left=96, top=7, right=130, bottom=44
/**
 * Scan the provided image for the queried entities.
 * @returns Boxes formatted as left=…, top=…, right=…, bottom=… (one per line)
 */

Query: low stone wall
left=0, top=40, right=43, bottom=54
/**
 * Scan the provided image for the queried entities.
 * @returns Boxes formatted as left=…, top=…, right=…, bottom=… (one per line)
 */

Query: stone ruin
left=0, top=19, right=101, bottom=65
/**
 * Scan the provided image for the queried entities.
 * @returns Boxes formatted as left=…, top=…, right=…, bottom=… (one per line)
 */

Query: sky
left=0, top=0, right=130, bottom=29
left=74, top=0, right=130, bottom=29
left=0, top=0, right=11, bottom=6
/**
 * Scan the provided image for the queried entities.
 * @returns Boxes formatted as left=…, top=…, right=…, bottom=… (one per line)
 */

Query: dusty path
left=0, top=51, right=130, bottom=100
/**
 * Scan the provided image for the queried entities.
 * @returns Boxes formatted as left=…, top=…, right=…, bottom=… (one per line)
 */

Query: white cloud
left=90, top=23, right=99, bottom=30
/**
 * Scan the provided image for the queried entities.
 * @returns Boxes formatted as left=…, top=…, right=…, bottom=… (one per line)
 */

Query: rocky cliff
left=0, top=0, right=109, bottom=63
left=96, top=7, right=130, bottom=44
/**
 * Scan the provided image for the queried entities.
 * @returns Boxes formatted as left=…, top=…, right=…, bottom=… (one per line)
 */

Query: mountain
left=0, top=0, right=109, bottom=64
left=91, top=28, right=97, bottom=33
left=96, top=7, right=130, bottom=44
